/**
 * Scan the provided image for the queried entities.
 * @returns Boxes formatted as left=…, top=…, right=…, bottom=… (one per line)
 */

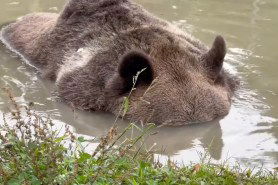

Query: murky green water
left=0, top=0, right=277, bottom=170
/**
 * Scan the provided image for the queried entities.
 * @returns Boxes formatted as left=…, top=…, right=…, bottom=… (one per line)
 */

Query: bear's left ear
left=105, top=51, right=154, bottom=95
left=202, top=35, right=226, bottom=80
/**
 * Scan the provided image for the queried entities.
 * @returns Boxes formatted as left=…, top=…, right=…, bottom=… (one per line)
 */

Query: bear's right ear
left=201, top=35, right=226, bottom=80
left=105, top=51, right=154, bottom=95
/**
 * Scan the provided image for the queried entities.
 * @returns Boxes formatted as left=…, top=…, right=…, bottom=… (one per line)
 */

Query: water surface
left=0, top=0, right=277, bottom=170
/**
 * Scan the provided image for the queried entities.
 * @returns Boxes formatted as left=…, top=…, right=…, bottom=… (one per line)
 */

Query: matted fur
left=0, top=0, right=238, bottom=125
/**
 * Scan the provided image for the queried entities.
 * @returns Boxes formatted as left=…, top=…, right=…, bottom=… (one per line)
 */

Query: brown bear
left=0, top=0, right=238, bottom=126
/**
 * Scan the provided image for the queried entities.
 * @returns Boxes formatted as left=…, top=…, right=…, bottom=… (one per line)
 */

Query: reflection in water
left=0, top=0, right=278, bottom=170
left=49, top=102, right=224, bottom=160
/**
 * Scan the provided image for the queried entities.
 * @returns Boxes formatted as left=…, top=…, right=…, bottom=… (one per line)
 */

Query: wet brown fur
left=0, top=0, right=238, bottom=125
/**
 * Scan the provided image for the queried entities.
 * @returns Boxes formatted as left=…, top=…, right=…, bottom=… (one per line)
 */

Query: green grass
left=0, top=88, right=277, bottom=185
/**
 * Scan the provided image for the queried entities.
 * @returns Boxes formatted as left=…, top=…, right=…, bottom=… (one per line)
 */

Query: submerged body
left=0, top=0, right=238, bottom=125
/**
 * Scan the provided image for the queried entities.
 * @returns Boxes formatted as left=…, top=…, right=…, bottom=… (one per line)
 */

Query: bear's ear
left=105, top=51, right=154, bottom=95
left=202, top=35, right=226, bottom=80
